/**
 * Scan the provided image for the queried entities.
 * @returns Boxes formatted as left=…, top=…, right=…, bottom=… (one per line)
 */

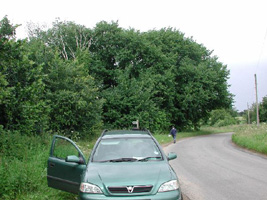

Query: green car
left=47, top=130, right=183, bottom=200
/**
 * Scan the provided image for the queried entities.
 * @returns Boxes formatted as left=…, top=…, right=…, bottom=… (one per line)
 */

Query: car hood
left=83, top=161, right=175, bottom=194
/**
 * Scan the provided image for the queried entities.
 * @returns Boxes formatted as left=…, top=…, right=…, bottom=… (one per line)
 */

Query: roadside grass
left=0, top=132, right=76, bottom=200
left=200, top=125, right=236, bottom=134
left=232, top=123, right=267, bottom=155
left=198, top=124, right=267, bottom=156
left=154, top=126, right=236, bottom=145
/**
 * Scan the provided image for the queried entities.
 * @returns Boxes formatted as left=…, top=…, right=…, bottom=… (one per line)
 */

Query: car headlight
left=80, top=182, right=103, bottom=193
left=158, top=180, right=179, bottom=192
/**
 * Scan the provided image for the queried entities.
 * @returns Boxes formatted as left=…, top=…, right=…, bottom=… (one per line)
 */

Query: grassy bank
left=232, top=124, right=267, bottom=155
left=0, top=132, right=77, bottom=200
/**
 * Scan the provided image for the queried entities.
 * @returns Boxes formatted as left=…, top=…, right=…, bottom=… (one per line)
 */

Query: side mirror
left=65, top=155, right=85, bottom=164
left=167, top=152, right=177, bottom=161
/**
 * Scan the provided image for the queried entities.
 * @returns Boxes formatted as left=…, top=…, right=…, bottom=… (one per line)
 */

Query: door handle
left=49, top=162, right=55, bottom=167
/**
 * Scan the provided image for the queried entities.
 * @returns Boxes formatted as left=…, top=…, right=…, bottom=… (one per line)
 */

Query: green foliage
left=0, top=16, right=17, bottom=39
left=209, top=109, right=238, bottom=127
left=142, top=28, right=232, bottom=129
left=0, top=18, right=49, bottom=135
left=1, top=16, right=233, bottom=135
left=102, top=67, right=170, bottom=131
left=0, top=130, right=78, bottom=200
left=246, top=96, right=267, bottom=123
left=46, top=53, right=103, bottom=136
left=0, top=131, right=47, bottom=199
left=0, top=16, right=15, bottom=109
left=1, top=17, right=103, bottom=136
left=259, top=96, right=267, bottom=122
left=0, top=38, right=49, bottom=134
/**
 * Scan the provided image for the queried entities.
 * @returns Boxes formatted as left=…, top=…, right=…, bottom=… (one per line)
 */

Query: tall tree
left=0, top=16, right=49, bottom=134
left=45, top=52, right=103, bottom=135
left=27, top=19, right=233, bottom=131
left=28, top=19, right=93, bottom=60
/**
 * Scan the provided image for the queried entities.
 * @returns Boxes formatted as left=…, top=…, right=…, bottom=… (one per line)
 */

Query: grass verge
left=232, top=124, right=267, bottom=155
left=154, top=126, right=236, bottom=145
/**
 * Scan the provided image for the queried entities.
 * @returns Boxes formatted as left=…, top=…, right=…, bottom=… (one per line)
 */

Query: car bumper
left=79, top=189, right=182, bottom=200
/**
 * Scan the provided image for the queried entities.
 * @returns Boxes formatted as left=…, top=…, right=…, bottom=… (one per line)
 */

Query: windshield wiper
left=107, top=158, right=138, bottom=162
left=98, top=156, right=162, bottom=162
left=137, top=156, right=162, bottom=161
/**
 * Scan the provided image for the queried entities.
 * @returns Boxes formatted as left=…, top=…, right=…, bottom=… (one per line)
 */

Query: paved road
left=164, top=132, right=267, bottom=200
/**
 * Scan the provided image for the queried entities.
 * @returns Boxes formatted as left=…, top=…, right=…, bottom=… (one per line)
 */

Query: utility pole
left=254, top=74, right=260, bottom=126
left=247, top=103, right=250, bottom=124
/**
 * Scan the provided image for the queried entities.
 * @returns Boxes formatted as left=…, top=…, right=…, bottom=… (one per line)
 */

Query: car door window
left=53, top=137, right=79, bottom=159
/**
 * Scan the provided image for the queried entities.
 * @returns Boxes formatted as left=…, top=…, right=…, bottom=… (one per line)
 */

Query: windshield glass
left=92, top=138, right=162, bottom=162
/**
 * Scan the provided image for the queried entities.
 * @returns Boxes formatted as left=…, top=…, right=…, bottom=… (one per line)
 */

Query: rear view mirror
left=167, top=152, right=177, bottom=160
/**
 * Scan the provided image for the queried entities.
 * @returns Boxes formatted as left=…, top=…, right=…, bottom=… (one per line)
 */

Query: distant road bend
left=164, top=132, right=267, bottom=200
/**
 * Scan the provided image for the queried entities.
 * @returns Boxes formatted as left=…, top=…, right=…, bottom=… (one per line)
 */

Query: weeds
left=232, top=124, right=267, bottom=155
left=0, top=131, right=76, bottom=199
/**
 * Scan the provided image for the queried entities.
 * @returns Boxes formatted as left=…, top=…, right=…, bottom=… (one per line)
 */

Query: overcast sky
left=2, top=0, right=267, bottom=111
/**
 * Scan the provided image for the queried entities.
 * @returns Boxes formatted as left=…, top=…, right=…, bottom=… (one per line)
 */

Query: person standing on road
left=170, top=126, right=177, bottom=143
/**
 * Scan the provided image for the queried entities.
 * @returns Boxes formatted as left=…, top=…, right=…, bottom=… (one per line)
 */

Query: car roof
left=101, top=130, right=152, bottom=139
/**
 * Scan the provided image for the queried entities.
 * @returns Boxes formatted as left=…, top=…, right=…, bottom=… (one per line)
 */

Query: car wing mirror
left=66, top=155, right=85, bottom=164
left=167, top=152, right=177, bottom=161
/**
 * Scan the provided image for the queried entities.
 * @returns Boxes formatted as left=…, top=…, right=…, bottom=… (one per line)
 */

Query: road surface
left=164, top=132, right=267, bottom=200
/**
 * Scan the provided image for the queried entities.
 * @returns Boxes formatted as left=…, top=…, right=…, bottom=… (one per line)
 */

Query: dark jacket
left=170, top=128, right=177, bottom=136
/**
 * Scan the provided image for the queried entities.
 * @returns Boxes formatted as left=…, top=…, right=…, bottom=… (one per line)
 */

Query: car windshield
left=92, top=138, right=162, bottom=162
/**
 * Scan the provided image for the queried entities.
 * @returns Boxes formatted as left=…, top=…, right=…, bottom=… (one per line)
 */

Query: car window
left=92, top=138, right=162, bottom=162
left=53, top=137, right=79, bottom=159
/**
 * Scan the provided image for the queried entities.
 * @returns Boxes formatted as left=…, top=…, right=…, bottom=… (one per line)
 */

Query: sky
left=2, top=0, right=267, bottom=111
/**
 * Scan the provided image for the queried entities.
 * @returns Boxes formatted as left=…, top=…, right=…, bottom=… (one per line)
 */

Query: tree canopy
left=0, top=17, right=233, bottom=136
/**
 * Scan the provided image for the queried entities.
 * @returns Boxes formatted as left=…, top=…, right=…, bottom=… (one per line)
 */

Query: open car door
left=47, top=135, right=87, bottom=194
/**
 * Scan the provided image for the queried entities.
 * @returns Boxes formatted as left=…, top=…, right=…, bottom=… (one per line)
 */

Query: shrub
left=209, top=109, right=237, bottom=127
